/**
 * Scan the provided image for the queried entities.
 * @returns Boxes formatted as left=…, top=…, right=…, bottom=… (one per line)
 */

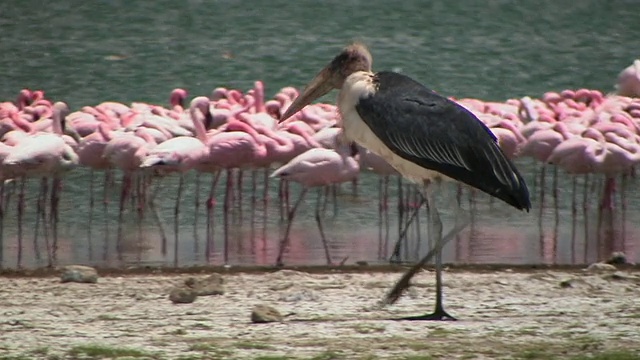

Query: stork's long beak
left=280, top=67, right=335, bottom=122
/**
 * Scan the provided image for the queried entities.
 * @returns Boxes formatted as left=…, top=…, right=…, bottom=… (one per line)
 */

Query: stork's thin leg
left=383, top=175, right=391, bottom=259
left=413, top=189, right=422, bottom=262
left=404, top=192, right=453, bottom=320
left=398, top=183, right=467, bottom=321
left=402, top=184, right=413, bottom=260
left=275, top=187, right=308, bottom=266
left=396, top=177, right=404, bottom=247
left=315, top=188, right=333, bottom=265
left=382, top=207, right=470, bottom=309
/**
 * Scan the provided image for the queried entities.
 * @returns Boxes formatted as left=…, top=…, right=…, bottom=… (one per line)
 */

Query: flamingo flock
left=0, top=58, right=638, bottom=268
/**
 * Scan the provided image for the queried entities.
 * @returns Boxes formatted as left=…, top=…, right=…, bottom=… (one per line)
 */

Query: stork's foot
left=399, top=309, right=457, bottom=321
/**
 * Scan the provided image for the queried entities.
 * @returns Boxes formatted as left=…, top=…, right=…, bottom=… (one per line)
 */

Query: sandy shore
left=1, top=266, right=639, bottom=359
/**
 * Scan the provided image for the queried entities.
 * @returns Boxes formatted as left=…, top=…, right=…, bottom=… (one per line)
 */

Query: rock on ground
left=59, top=265, right=98, bottom=284
left=169, top=286, right=198, bottom=304
left=251, top=304, right=283, bottom=323
left=184, top=273, right=225, bottom=296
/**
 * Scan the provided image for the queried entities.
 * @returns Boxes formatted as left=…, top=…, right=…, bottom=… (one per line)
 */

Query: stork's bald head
left=280, top=43, right=373, bottom=122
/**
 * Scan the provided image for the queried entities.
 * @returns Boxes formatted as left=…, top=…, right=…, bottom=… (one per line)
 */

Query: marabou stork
left=280, top=43, right=531, bottom=321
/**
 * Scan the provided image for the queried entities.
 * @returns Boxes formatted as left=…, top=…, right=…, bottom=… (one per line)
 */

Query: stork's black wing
left=355, top=71, right=531, bottom=211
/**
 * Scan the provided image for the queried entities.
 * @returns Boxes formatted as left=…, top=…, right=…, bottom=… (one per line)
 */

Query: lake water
left=1, top=0, right=639, bottom=269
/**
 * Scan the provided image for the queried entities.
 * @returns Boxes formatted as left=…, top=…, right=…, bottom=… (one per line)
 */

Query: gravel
left=1, top=268, right=639, bottom=359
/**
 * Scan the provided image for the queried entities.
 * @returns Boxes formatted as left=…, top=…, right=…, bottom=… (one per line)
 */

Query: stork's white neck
left=338, top=71, right=376, bottom=141
left=337, top=71, right=376, bottom=133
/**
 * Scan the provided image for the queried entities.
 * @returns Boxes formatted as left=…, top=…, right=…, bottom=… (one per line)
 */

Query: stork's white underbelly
left=337, top=71, right=447, bottom=184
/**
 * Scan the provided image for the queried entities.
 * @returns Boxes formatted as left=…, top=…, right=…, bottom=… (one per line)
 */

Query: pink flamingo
left=455, top=98, right=486, bottom=114
left=195, top=93, right=253, bottom=130
left=306, top=125, right=357, bottom=210
left=169, top=88, right=188, bottom=113
left=3, top=103, right=78, bottom=175
left=247, top=81, right=266, bottom=113
left=204, top=118, right=267, bottom=264
left=1, top=112, right=35, bottom=143
left=75, top=122, right=117, bottom=260
left=140, top=104, right=210, bottom=266
left=0, top=99, right=19, bottom=122
left=519, top=114, right=558, bottom=139
left=547, top=128, right=604, bottom=174
left=272, top=87, right=299, bottom=115
left=76, top=123, right=115, bottom=170
left=591, top=131, right=640, bottom=175
left=272, top=143, right=360, bottom=266
left=15, top=89, right=32, bottom=110
left=140, top=132, right=207, bottom=173
left=275, top=120, right=323, bottom=184
left=298, top=106, right=338, bottom=131
left=245, top=118, right=295, bottom=195
left=123, top=110, right=191, bottom=138
left=616, top=59, right=640, bottom=98
left=103, top=128, right=157, bottom=171
left=312, top=127, right=343, bottom=149
left=517, top=121, right=573, bottom=219
left=191, top=96, right=267, bottom=261
left=95, top=102, right=131, bottom=119
left=2, top=102, right=78, bottom=267
left=255, top=115, right=323, bottom=218
left=102, top=128, right=157, bottom=260
left=517, top=96, right=541, bottom=122
left=239, top=111, right=278, bottom=131
left=517, top=121, right=572, bottom=162
left=66, top=111, right=104, bottom=137
left=189, top=98, right=225, bottom=261
left=264, top=99, right=284, bottom=118
left=488, top=120, right=526, bottom=159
